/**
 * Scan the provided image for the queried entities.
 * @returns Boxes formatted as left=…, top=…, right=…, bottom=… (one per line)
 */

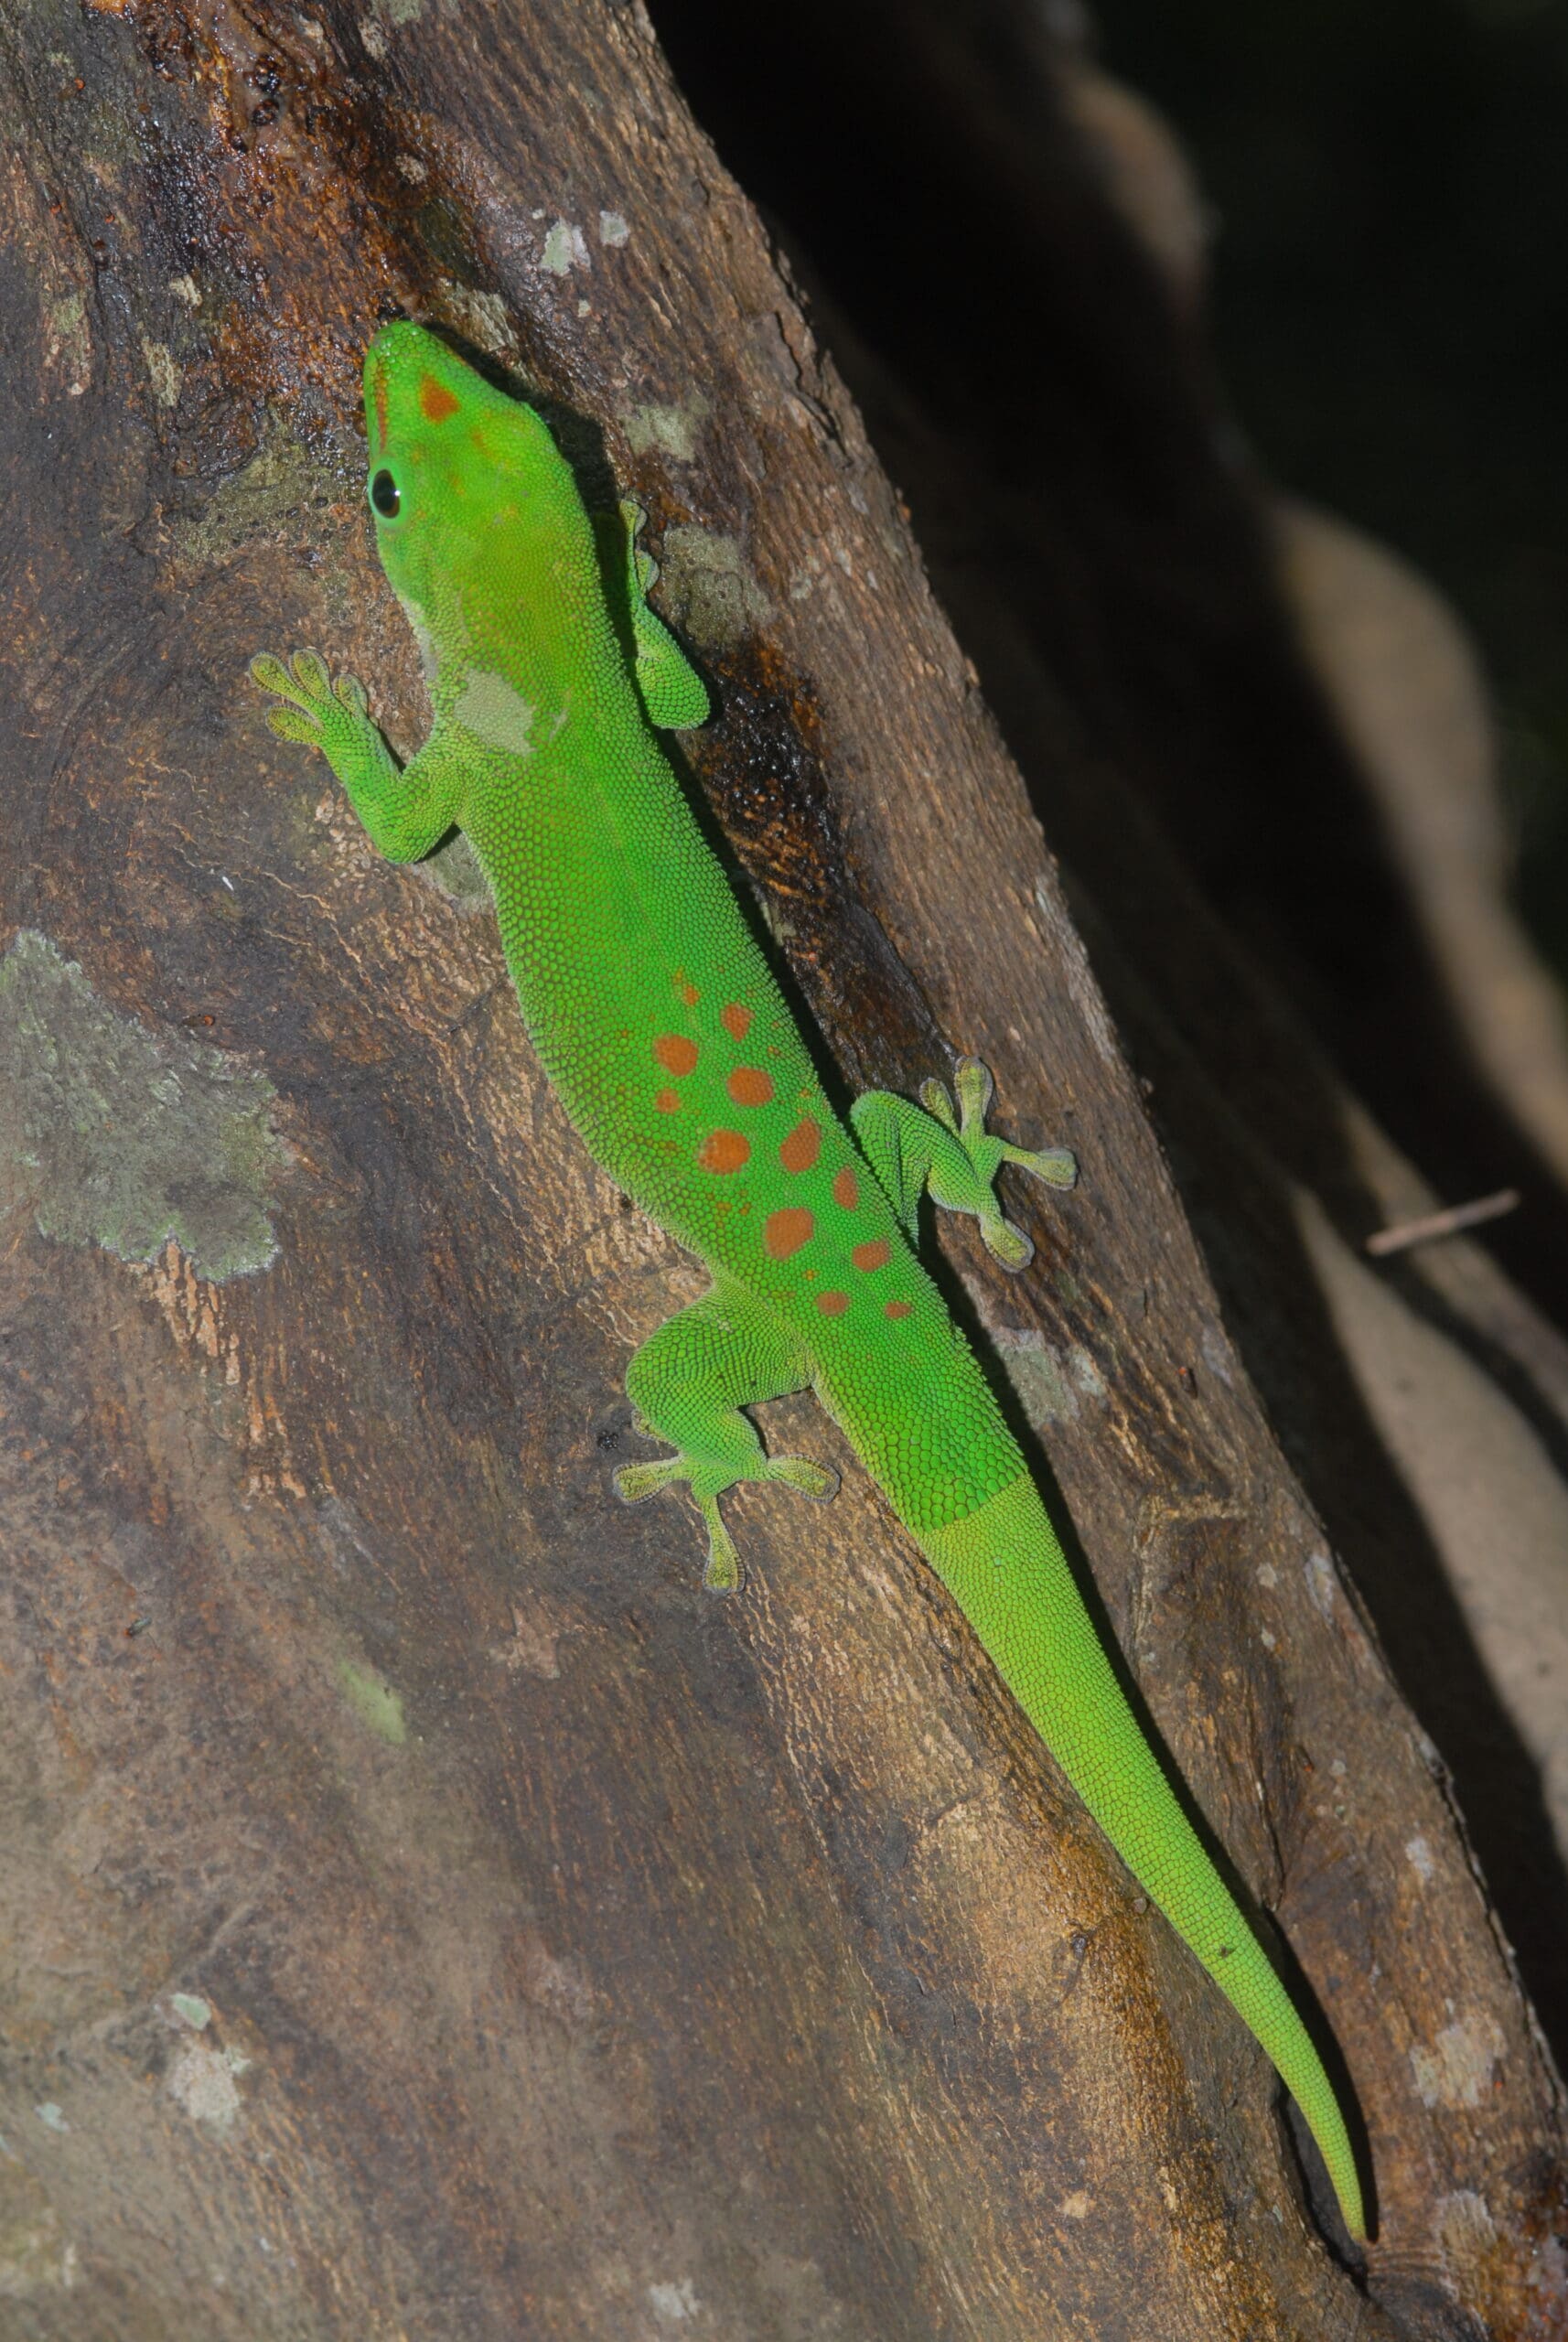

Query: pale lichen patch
left=987, top=1326, right=1076, bottom=1429
left=647, top=2277, right=701, bottom=2325
left=653, top=527, right=772, bottom=651
left=1304, top=1550, right=1338, bottom=1622
left=0, top=2179, right=74, bottom=2299
left=1410, top=2012, right=1506, bottom=2108
left=419, top=830, right=494, bottom=913
left=622, top=396, right=712, bottom=465
left=337, top=1659, right=407, bottom=1745
left=166, top=2039, right=252, bottom=2134
left=492, top=1604, right=564, bottom=1678
left=434, top=279, right=517, bottom=360
left=1434, top=2186, right=1497, bottom=2267
left=0, top=930, right=285, bottom=1281
left=139, top=333, right=180, bottom=407
left=42, top=292, right=91, bottom=398
left=169, top=410, right=342, bottom=573
left=542, top=220, right=591, bottom=276
left=976, top=1317, right=1108, bottom=1433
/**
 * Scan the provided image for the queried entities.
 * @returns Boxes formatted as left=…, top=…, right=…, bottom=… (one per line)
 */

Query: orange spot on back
left=655, top=1089, right=681, bottom=1114
left=885, top=1300, right=912, bottom=1320
left=780, top=1118, right=821, bottom=1174
left=816, top=1290, right=850, bottom=1316
left=852, top=1239, right=891, bottom=1273
left=726, top=1066, right=774, bottom=1108
left=721, top=1003, right=752, bottom=1042
left=765, top=1208, right=814, bottom=1260
left=698, top=1130, right=749, bottom=1174
left=654, top=1035, right=698, bottom=1076
left=681, top=983, right=698, bottom=1006
left=419, top=374, right=461, bottom=423
left=832, top=1167, right=860, bottom=1210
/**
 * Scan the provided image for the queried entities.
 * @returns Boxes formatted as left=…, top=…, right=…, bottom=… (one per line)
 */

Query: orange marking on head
left=699, top=1130, right=749, bottom=1174
left=832, top=1167, right=859, bottom=1210
left=655, top=1088, right=681, bottom=1114
left=654, top=1035, right=699, bottom=1077
left=852, top=1239, right=891, bottom=1273
left=372, top=368, right=389, bottom=452
left=779, top=1118, right=821, bottom=1174
left=816, top=1290, right=850, bottom=1316
left=885, top=1300, right=912, bottom=1321
left=419, top=374, right=462, bottom=423
left=765, top=1207, right=813, bottom=1260
left=681, top=983, right=699, bottom=1006
left=721, top=1003, right=752, bottom=1042
left=726, top=1066, right=774, bottom=1108
left=470, top=426, right=493, bottom=459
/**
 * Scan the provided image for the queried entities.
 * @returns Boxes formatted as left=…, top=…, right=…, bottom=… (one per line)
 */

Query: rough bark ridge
left=0, top=3, right=1562, bottom=2337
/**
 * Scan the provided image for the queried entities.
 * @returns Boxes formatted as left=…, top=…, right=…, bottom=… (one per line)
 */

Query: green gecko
left=251, top=320, right=1367, bottom=2243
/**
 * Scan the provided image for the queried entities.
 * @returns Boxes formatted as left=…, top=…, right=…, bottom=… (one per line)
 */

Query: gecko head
left=360, top=322, right=602, bottom=670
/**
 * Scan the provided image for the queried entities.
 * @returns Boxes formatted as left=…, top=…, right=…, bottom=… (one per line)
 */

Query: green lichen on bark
left=0, top=929, right=285, bottom=1280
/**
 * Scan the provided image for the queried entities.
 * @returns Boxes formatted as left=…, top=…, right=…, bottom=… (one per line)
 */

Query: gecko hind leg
left=615, top=1285, right=837, bottom=1590
left=851, top=1055, right=1076, bottom=1272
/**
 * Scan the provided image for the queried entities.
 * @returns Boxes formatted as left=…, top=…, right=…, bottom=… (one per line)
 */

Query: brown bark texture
left=0, top=2, right=1563, bottom=2338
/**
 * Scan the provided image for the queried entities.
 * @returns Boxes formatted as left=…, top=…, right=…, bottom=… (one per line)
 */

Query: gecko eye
left=370, top=468, right=402, bottom=519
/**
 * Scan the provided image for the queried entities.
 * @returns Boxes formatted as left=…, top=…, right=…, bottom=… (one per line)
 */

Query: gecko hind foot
left=916, top=1056, right=1078, bottom=1273
left=614, top=1449, right=839, bottom=1593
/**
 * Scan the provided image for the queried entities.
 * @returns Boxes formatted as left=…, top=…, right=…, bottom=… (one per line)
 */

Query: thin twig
left=1365, top=1188, right=1520, bottom=1257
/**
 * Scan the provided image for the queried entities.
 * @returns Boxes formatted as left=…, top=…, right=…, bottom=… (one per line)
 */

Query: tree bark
left=0, top=3, right=1562, bottom=2338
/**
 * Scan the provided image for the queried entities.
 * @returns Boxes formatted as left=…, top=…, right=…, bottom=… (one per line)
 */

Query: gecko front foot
left=251, top=649, right=374, bottom=756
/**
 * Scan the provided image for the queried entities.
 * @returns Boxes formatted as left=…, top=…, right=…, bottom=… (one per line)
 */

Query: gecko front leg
left=250, top=649, right=466, bottom=864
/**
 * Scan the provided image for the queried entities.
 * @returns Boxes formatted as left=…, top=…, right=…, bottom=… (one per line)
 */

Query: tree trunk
left=1, top=3, right=1563, bottom=2337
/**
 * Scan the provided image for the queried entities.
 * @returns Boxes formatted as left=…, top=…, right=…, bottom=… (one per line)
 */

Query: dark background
left=646, top=0, right=1568, bottom=1325
left=1090, top=0, right=1568, bottom=987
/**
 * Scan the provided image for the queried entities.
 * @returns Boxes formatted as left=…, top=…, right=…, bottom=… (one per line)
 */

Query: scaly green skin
left=251, top=320, right=1368, bottom=2243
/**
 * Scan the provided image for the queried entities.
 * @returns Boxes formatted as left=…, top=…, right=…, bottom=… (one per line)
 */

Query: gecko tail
left=918, top=1474, right=1368, bottom=2245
